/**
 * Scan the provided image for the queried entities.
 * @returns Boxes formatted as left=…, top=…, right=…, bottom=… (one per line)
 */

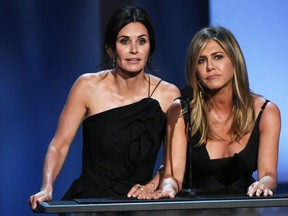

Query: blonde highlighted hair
left=185, top=26, right=256, bottom=145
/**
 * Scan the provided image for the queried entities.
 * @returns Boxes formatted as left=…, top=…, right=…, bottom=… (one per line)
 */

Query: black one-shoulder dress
left=62, top=98, right=166, bottom=199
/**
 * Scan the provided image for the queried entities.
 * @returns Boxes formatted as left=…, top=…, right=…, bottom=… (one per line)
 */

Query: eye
left=119, top=38, right=129, bottom=45
left=137, top=38, right=147, bottom=45
left=198, top=58, right=205, bottom=64
left=214, top=54, right=223, bottom=60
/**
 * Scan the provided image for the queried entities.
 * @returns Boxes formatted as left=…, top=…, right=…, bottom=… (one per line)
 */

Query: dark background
left=1, top=1, right=287, bottom=216
left=0, top=1, right=208, bottom=215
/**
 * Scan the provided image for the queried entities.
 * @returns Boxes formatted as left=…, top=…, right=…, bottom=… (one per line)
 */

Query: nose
left=207, top=59, right=214, bottom=71
left=130, top=43, right=138, bottom=54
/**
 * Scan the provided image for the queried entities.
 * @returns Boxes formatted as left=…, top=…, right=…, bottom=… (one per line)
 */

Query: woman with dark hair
left=29, top=5, right=179, bottom=211
left=147, top=26, right=281, bottom=199
left=102, top=5, right=156, bottom=71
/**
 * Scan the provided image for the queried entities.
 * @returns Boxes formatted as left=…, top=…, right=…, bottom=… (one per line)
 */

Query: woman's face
left=115, top=22, right=150, bottom=74
left=196, top=40, right=234, bottom=93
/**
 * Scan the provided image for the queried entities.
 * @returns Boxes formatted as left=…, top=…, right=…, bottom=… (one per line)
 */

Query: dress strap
left=148, top=74, right=162, bottom=98
left=250, top=99, right=270, bottom=141
left=255, top=99, right=270, bottom=123
left=261, top=99, right=270, bottom=111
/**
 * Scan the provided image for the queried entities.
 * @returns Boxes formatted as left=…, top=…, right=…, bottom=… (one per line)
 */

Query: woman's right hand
left=28, top=186, right=52, bottom=212
left=153, top=184, right=177, bottom=199
left=147, top=177, right=179, bottom=199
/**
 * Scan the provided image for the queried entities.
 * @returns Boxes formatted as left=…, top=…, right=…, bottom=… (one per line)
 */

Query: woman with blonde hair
left=150, top=26, right=281, bottom=199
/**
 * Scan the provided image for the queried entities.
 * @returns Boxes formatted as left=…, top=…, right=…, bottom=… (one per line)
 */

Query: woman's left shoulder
left=149, top=74, right=180, bottom=96
left=254, top=96, right=281, bottom=120
left=161, top=80, right=180, bottom=94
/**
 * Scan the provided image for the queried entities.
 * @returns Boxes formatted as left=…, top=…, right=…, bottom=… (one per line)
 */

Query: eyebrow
left=118, top=34, right=149, bottom=39
left=199, top=51, right=225, bottom=57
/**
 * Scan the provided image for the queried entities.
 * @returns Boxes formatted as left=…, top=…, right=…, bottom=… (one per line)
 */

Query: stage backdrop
left=0, top=1, right=287, bottom=216
left=209, top=0, right=288, bottom=187
left=0, top=1, right=208, bottom=216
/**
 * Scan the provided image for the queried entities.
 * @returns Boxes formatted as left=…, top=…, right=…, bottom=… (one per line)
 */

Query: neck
left=112, top=70, right=149, bottom=97
left=207, top=87, right=233, bottom=112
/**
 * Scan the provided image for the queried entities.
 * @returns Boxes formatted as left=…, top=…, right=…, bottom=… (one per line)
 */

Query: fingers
left=127, top=184, right=141, bottom=198
left=127, top=184, right=149, bottom=198
left=141, top=177, right=178, bottom=200
left=128, top=183, right=174, bottom=200
left=29, top=195, right=42, bottom=212
left=168, top=189, right=176, bottom=198
left=28, top=191, right=52, bottom=212
left=151, top=191, right=165, bottom=199
left=263, top=187, right=273, bottom=196
left=247, top=182, right=273, bottom=197
left=148, top=189, right=176, bottom=200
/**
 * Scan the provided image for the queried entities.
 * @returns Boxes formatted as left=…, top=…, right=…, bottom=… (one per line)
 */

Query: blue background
left=0, top=0, right=287, bottom=215
left=209, top=0, right=288, bottom=185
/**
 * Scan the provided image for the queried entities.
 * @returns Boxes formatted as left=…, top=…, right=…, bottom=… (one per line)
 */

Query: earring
left=112, top=59, right=116, bottom=67
left=199, top=91, right=204, bottom=103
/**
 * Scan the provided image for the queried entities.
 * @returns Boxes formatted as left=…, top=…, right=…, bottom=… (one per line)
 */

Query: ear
left=106, top=47, right=116, bottom=59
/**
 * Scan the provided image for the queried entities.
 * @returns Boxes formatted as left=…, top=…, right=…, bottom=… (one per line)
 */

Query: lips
left=206, top=74, right=219, bottom=80
left=126, top=58, right=141, bottom=63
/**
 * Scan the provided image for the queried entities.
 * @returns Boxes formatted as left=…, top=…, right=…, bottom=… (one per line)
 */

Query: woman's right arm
left=28, top=75, right=89, bottom=211
left=155, top=99, right=188, bottom=199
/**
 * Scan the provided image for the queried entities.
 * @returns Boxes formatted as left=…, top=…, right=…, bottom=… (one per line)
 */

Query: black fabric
left=183, top=100, right=270, bottom=195
left=62, top=98, right=166, bottom=200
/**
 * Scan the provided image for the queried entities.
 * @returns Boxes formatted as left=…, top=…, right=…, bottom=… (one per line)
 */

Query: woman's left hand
left=247, top=181, right=273, bottom=197
left=127, top=183, right=157, bottom=199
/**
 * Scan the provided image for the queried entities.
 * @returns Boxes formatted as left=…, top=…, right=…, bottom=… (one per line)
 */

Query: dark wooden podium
left=38, top=193, right=288, bottom=216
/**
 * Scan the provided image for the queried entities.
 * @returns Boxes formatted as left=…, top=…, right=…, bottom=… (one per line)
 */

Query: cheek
left=142, top=46, right=150, bottom=56
left=221, top=60, right=234, bottom=73
left=115, top=45, right=128, bottom=57
left=224, top=65, right=235, bottom=80
left=195, top=72, right=206, bottom=87
left=196, top=68, right=205, bottom=81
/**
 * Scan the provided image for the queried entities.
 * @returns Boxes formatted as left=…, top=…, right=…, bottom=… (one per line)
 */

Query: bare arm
left=29, top=75, right=88, bottom=211
left=247, top=101, right=281, bottom=197
left=155, top=99, right=188, bottom=199
left=127, top=99, right=186, bottom=200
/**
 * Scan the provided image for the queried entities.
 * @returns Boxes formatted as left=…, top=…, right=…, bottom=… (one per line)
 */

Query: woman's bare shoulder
left=149, top=74, right=180, bottom=98
left=254, top=95, right=280, bottom=115
left=72, top=70, right=110, bottom=89
left=254, top=96, right=281, bottom=133
left=77, top=70, right=110, bottom=82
